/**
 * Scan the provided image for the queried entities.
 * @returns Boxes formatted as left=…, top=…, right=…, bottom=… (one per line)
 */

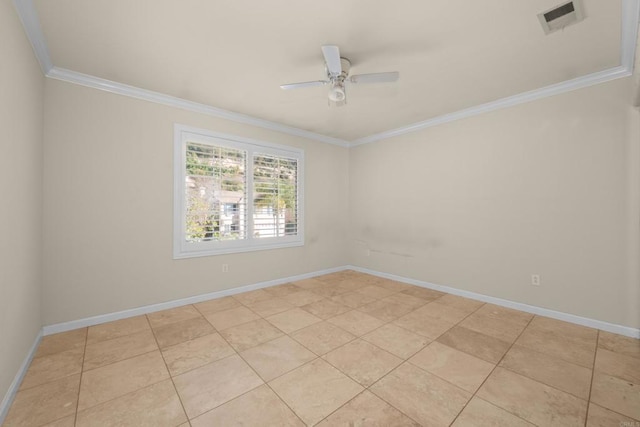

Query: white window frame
left=173, top=124, right=304, bottom=259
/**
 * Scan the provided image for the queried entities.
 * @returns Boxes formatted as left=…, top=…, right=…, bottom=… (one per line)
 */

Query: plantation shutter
left=184, top=142, right=247, bottom=242
left=252, top=154, right=298, bottom=238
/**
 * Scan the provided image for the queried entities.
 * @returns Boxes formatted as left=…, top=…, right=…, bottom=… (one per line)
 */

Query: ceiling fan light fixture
left=328, top=83, right=346, bottom=102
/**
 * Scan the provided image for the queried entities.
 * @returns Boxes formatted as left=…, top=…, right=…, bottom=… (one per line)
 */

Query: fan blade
left=280, top=80, right=328, bottom=90
left=321, top=45, right=342, bottom=77
left=349, top=72, right=399, bottom=84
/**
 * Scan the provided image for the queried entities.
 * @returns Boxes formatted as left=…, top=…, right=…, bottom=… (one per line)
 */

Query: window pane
left=253, top=154, right=298, bottom=238
left=185, top=142, right=247, bottom=242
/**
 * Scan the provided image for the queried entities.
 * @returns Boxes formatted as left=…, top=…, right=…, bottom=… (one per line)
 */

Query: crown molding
left=46, top=67, right=350, bottom=147
left=11, top=0, right=51, bottom=73
left=622, top=0, right=640, bottom=71
left=13, top=0, right=640, bottom=147
left=352, top=0, right=640, bottom=146
left=350, top=66, right=632, bottom=146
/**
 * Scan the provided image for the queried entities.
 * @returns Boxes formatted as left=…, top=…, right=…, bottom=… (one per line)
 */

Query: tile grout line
left=363, top=298, right=489, bottom=426
left=72, top=326, right=89, bottom=426
left=583, top=329, right=600, bottom=427
left=11, top=350, right=86, bottom=394
left=189, top=292, right=313, bottom=423
left=11, top=273, right=630, bottom=426
left=448, top=314, right=537, bottom=426
left=206, top=322, right=309, bottom=426
left=314, top=292, right=488, bottom=425
left=202, top=278, right=404, bottom=425
left=145, top=312, right=192, bottom=426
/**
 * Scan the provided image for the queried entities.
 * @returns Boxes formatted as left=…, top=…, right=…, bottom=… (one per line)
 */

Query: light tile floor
left=3, top=270, right=640, bottom=426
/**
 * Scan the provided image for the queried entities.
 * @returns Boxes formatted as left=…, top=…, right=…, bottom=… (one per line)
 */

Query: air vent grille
left=538, top=0, right=585, bottom=35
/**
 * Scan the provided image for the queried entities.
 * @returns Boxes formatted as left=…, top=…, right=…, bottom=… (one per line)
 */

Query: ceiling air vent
left=538, top=0, right=585, bottom=35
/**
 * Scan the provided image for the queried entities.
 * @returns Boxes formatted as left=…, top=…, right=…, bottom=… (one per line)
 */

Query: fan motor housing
left=327, top=58, right=351, bottom=81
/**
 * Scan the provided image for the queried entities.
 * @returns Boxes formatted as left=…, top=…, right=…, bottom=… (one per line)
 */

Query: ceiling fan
left=280, top=45, right=399, bottom=106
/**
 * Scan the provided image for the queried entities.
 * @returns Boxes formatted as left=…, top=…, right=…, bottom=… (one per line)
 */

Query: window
left=174, top=125, right=304, bottom=258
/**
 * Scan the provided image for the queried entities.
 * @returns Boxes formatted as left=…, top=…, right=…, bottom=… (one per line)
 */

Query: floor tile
left=269, top=358, right=363, bottom=426
left=41, top=415, right=76, bottom=427
left=245, top=297, right=294, bottom=317
left=233, top=288, right=273, bottom=305
left=500, top=344, right=592, bottom=399
left=173, top=354, right=263, bottom=419
left=452, top=397, right=534, bottom=427
left=162, top=332, right=235, bottom=376
left=335, top=279, right=370, bottom=293
left=375, top=279, right=416, bottom=293
left=75, top=379, right=187, bottom=427
left=83, top=329, right=158, bottom=371
left=532, top=316, right=597, bottom=340
left=87, top=315, right=150, bottom=344
left=436, top=294, right=485, bottom=312
left=153, top=316, right=215, bottom=349
left=281, top=290, right=325, bottom=306
left=290, top=321, right=356, bottom=355
left=11, top=271, right=639, bottom=427
left=78, top=351, right=169, bottom=411
left=598, top=331, right=640, bottom=359
left=327, top=310, right=385, bottom=337
left=3, top=374, right=80, bottom=427
left=291, top=278, right=326, bottom=290
left=595, top=347, right=640, bottom=384
left=382, top=292, right=428, bottom=309
left=324, top=339, right=402, bottom=386
left=362, top=323, right=430, bottom=359
left=590, top=372, right=640, bottom=420
left=193, top=296, right=240, bottom=315
left=35, top=328, right=87, bottom=358
left=586, top=402, right=639, bottom=427
left=263, top=283, right=303, bottom=297
left=394, top=309, right=455, bottom=339
left=147, top=305, right=201, bottom=328
left=308, top=285, right=350, bottom=298
left=330, top=291, right=378, bottom=308
left=358, top=299, right=414, bottom=322
left=437, top=326, right=511, bottom=364
left=241, top=335, right=316, bottom=381
left=477, top=367, right=588, bottom=426
left=266, top=308, right=321, bottom=334
left=300, top=298, right=351, bottom=319
left=20, top=347, right=84, bottom=390
left=204, top=306, right=260, bottom=330
left=355, top=285, right=397, bottom=299
left=400, top=286, right=445, bottom=301
left=316, top=391, right=419, bottom=426
left=459, top=304, right=532, bottom=343
left=370, top=362, right=471, bottom=426
left=220, top=318, right=284, bottom=351
left=315, top=271, right=358, bottom=283
left=410, top=342, right=495, bottom=393
left=516, top=316, right=597, bottom=368
left=414, top=301, right=475, bottom=324
left=190, top=384, right=304, bottom=427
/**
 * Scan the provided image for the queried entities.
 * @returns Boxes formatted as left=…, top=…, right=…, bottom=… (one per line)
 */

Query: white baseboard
left=4, top=264, right=635, bottom=422
left=347, top=265, right=640, bottom=339
left=0, top=330, right=42, bottom=425
left=42, top=264, right=640, bottom=339
left=43, top=265, right=347, bottom=335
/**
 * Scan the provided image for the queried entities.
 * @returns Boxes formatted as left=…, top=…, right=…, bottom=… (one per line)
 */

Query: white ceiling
left=29, top=0, right=631, bottom=142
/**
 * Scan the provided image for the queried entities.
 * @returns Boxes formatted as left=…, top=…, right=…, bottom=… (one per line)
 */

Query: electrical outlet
left=531, top=274, right=540, bottom=286
left=222, top=264, right=229, bottom=273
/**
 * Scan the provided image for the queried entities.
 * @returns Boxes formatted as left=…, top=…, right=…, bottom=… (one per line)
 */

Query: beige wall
left=42, top=79, right=350, bottom=325
left=349, top=77, right=640, bottom=329
left=0, top=0, right=45, bottom=406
